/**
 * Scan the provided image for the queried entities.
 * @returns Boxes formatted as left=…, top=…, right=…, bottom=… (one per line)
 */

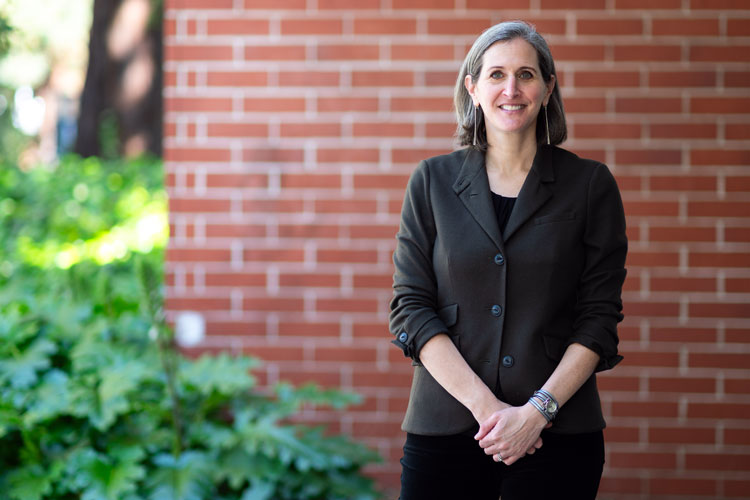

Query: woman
left=389, top=21, right=627, bottom=499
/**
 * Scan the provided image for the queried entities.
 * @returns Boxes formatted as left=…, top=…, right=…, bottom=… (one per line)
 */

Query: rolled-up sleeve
left=570, top=163, right=628, bottom=372
left=389, top=161, right=447, bottom=362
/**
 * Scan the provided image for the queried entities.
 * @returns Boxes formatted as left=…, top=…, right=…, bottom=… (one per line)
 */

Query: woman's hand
left=474, top=403, right=550, bottom=465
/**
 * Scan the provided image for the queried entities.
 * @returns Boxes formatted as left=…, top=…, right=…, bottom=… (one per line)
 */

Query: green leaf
left=240, top=481, right=275, bottom=500
left=0, top=337, right=56, bottom=389
left=6, top=464, right=53, bottom=500
left=179, top=353, right=258, bottom=396
left=22, top=369, right=71, bottom=426
left=147, top=451, right=214, bottom=500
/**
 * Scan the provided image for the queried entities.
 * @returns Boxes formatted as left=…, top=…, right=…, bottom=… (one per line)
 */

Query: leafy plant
left=0, top=156, right=381, bottom=499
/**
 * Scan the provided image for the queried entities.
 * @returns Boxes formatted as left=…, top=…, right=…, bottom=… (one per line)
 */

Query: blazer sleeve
left=389, top=160, right=448, bottom=362
left=570, top=163, right=628, bottom=372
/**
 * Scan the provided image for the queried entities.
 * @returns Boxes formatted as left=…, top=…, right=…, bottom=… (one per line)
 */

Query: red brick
left=626, top=251, right=679, bottom=267
left=690, top=252, right=750, bottom=268
left=281, top=19, right=343, bottom=35
left=649, top=227, right=716, bottom=243
left=278, top=322, right=340, bottom=337
left=392, top=148, right=449, bottom=164
left=165, top=148, right=232, bottom=162
left=353, top=122, right=415, bottom=138
left=650, top=478, right=717, bottom=496
left=318, top=249, right=378, bottom=264
left=427, top=18, right=491, bottom=35
left=354, top=18, right=417, bottom=35
left=392, top=44, right=454, bottom=61
left=317, top=298, right=380, bottom=313
left=690, top=352, right=750, bottom=369
left=315, top=347, right=377, bottom=363
left=574, top=71, right=640, bottom=88
left=577, top=19, right=642, bottom=35
left=649, top=70, right=716, bottom=88
left=243, top=148, right=304, bottom=163
left=391, top=97, right=452, bottom=112
left=167, top=0, right=233, bottom=8
left=317, top=0, right=380, bottom=8
left=354, top=174, right=409, bottom=190
left=621, top=351, right=679, bottom=367
left=245, top=249, right=304, bottom=262
left=726, top=277, right=750, bottom=292
left=691, top=0, right=750, bottom=7
left=166, top=97, right=233, bottom=113
left=206, top=71, right=268, bottom=87
left=686, top=453, right=750, bottom=471
left=245, top=45, right=306, bottom=61
left=612, top=400, right=679, bottom=418
left=281, top=122, right=341, bottom=138
left=691, top=45, right=750, bottom=62
left=623, top=301, right=680, bottom=317
left=278, top=71, right=340, bottom=87
left=279, top=273, right=340, bottom=288
left=615, top=0, right=680, bottom=6
left=353, top=273, right=393, bottom=288
left=692, top=98, right=750, bottom=114
left=651, top=175, right=717, bottom=191
left=207, top=123, right=268, bottom=138
left=725, top=379, right=750, bottom=395
left=166, top=45, right=233, bottom=61
left=281, top=173, right=341, bottom=189
left=165, top=297, right=231, bottom=310
left=688, top=201, right=750, bottom=217
left=206, top=19, right=269, bottom=35
left=623, top=201, right=679, bottom=216
left=575, top=123, right=641, bottom=139
left=726, top=480, right=750, bottom=498
left=317, top=97, right=379, bottom=112
left=541, top=0, right=604, bottom=7
left=616, top=149, right=681, bottom=165
left=726, top=228, right=750, bottom=242
left=650, top=377, right=716, bottom=393
left=352, top=71, right=414, bottom=87
left=466, top=0, right=529, bottom=7
left=205, top=223, right=266, bottom=238
left=551, top=44, right=606, bottom=61
left=564, top=97, right=607, bottom=113
left=243, top=0, right=305, bottom=8
left=652, top=19, right=719, bottom=36
left=204, top=273, right=266, bottom=287
left=603, top=426, right=640, bottom=442
left=726, top=71, right=750, bottom=88
left=277, top=224, right=339, bottom=238
left=243, top=298, right=304, bottom=312
left=315, top=199, right=377, bottom=214
left=244, top=97, right=306, bottom=112
left=243, top=199, right=305, bottom=213
left=318, top=44, right=379, bottom=60
left=610, top=452, right=677, bottom=469
left=689, top=402, right=750, bottom=419
left=728, top=19, right=750, bottom=37
left=317, top=148, right=379, bottom=163
left=650, top=123, right=717, bottom=139
left=651, top=327, right=716, bottom=343
left=727, top=125, right=750, bottom=140
left=650, top=276, right=715, bottom=291
left=615, top=45, right=682, bottom=62
left=616, top=97, right=682, bottom=114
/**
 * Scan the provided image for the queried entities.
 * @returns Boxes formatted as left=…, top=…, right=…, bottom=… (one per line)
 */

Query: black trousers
left=399, top=428, right=604, bottom=500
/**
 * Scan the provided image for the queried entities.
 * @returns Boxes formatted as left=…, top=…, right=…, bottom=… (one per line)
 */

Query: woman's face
left=465, top=38, right=555, bottom=143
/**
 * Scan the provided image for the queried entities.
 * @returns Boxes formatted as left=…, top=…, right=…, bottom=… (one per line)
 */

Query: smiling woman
left=389, top=20, right=627, bottom=500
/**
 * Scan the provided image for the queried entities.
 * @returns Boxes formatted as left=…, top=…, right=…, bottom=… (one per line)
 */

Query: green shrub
left=0, top=156, right=381, bottom=500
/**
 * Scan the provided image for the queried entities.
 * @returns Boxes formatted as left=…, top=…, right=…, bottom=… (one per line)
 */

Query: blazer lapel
left=452, top=148, right=504, bottom=250
left=502, top=145, right=555, bottom=242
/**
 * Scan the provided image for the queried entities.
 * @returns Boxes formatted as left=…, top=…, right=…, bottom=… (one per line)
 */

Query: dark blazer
left=389, top=145, right=627, bottom=436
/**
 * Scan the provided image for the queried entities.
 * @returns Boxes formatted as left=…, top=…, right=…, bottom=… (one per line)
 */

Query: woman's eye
left=490, top=71, right=504, bottom=79
left=518, top=71, right=533, bottom=79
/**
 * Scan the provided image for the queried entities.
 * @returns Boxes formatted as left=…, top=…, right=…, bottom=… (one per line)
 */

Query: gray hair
left=454, top=20, right=567, bottom=150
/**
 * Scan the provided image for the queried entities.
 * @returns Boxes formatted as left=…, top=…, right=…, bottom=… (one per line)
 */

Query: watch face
left=547, top=400, right=558, bottom=413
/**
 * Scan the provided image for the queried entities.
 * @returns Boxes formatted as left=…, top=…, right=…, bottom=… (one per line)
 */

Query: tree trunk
left=74, top=0, right=162, bottom=158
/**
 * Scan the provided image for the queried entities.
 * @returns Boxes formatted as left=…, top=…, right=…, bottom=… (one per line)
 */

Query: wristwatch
left=529, top=389, right=559, bottom=422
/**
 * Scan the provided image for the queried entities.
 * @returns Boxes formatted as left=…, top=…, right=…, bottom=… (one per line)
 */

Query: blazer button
left=502, top=355, right=514, bottom=368
left=494, top=253, right=505, bottom=265
left=491, top=304, right=502, bottom=317
left=398, top=332, right=408, bottom=343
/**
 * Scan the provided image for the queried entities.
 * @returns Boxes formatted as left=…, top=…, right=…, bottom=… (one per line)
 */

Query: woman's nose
left=502, top=76, right=519, bottom=97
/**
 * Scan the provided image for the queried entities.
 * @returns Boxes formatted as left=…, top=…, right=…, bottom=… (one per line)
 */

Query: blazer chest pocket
left=534, top=210, right=577, bottom=225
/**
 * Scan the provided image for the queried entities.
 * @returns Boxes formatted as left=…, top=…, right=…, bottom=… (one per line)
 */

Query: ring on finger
left=494, top=453, right=503, bottom=462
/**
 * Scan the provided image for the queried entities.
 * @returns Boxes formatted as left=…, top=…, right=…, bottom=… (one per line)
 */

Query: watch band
left=528, top=389, right=559, bottom=422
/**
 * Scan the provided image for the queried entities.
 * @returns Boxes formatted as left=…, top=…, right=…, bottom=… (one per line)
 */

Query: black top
left=491, top=191, right=517, bottom=234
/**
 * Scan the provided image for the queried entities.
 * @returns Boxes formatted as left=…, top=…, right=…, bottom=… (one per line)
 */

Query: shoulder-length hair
left=454, top=20, right=567, bottom=150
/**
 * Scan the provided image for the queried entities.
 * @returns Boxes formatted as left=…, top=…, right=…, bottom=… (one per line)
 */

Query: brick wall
left=163, top=1, right=750, bottom=497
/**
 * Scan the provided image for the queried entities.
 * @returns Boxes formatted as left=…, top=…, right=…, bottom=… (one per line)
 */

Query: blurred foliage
left=0, top=156, right=381, bottom=499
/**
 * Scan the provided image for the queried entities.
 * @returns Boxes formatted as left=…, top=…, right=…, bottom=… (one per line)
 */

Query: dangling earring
left=473, top=104, right=479, bottom=146
left=544, top=104, right=550, bottom=145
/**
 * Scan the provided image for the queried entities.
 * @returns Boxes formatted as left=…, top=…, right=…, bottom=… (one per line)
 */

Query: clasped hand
left=474, top=403, right=550, bottom=466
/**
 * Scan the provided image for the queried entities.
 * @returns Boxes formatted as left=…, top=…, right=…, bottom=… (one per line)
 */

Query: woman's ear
left=464, top=74, right=478, bottom=106
left=543, top=74, right=556, bottom=106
